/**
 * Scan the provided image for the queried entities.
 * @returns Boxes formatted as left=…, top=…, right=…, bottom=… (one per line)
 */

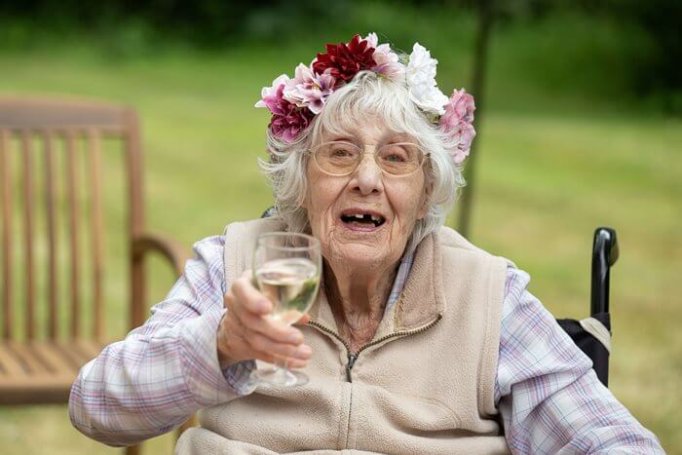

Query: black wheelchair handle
left=591, top=227, right=618, bottom=315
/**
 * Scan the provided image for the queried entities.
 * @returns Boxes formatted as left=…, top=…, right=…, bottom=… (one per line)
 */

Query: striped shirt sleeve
left=68, top=235, right=246, bottom=446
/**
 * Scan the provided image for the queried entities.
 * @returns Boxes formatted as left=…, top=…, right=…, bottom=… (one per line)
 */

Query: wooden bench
left=0, top=96, right=191, bottom=453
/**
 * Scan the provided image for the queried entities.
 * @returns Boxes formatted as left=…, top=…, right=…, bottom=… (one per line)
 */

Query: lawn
left=0, top=36, right=680, bottom=454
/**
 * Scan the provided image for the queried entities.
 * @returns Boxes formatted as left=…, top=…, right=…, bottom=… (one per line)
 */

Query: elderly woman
left=69, top=34, right=663, bottom=454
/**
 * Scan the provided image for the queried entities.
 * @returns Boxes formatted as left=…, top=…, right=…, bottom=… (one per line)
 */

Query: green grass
left=1, top=29, right=681, bottom=454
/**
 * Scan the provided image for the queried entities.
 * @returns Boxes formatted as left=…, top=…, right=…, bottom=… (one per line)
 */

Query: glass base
left=250, top=365, right=309, bottom=387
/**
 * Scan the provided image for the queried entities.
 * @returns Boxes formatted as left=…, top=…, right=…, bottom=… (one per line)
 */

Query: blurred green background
left=0, top=0, right=680, bottom=453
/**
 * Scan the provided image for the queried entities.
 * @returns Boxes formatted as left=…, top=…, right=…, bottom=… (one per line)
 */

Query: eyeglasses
left=310, top=141, right=429, bottom=176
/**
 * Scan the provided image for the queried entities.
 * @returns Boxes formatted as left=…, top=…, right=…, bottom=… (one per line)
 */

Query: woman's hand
left=216, top=271, right=312, bottom=369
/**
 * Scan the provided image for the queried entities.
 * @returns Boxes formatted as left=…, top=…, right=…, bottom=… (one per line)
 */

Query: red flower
left=312, top=35, right=376, bottom=85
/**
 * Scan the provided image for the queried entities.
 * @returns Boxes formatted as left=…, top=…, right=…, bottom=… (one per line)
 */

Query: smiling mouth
left=340, top=213, right=386, bottom=228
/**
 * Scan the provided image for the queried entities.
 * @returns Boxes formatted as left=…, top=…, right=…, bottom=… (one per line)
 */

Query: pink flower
left=364, top=32, right=380, bottom=48
left=449, top=123, right=475, bottom=164
left=364, top=33, right=404, bottom=80
left=440, top=89, right=476, bottom=164
left=255, top=74, right=290, bottom=108
left=441, top=89, right=475, bottom=126
left=262, top=84, right=315, bottom=143
left=284, top=64, right=336, bottom=114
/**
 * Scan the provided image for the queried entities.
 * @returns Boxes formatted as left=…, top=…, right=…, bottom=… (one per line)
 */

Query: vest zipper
left=346, top=353, right=358, bottom=382
left=309, top=314, right=442, bottom=383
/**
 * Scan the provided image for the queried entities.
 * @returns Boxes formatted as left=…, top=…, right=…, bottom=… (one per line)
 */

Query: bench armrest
left=132, top=232, right=192, bottom=277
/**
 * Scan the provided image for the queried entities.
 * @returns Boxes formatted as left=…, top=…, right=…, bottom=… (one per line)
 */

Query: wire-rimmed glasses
left=310, top=141, right=429, bottom=176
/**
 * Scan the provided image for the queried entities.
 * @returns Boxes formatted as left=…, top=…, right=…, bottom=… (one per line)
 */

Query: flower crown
left=256, top=33, right=476, bottom=165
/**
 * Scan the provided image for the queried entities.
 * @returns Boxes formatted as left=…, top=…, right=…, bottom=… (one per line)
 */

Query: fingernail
left=297, top=345, right=312, bottom=358
left=256, top=299, right=271, bottom=312
left=288, top=331, right=303, bottom=343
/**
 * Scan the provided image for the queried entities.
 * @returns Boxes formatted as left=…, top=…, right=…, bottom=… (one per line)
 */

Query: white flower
left=255, top=74, right=290, bottom=108
left=406, top=43, right=448, bottom=115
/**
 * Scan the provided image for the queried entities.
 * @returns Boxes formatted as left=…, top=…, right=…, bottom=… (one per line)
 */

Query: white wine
left=250, top=233, right=321, bottom=387
left=256, top=258, right=320, bottom=324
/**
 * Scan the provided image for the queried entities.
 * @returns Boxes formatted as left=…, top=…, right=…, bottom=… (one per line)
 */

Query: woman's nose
left=352, top=146, right=384, bottom=195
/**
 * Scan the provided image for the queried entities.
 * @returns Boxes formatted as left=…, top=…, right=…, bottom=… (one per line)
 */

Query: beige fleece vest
left=177, top=217, right=510, bottom=455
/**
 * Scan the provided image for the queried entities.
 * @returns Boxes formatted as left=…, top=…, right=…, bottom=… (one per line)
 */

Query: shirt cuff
left=222, top=360, right=257, bottom=395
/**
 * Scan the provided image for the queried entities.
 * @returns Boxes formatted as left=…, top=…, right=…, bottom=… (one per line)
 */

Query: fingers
left=229, top=273, right=271, bottom=315
left=297, top=313, right=311, bottom=325
left=218, top=313, right=311, bottom=368
left=246, top=330, right=312, bottom=363
left=226, top=272, right=310, bottom=343
left=218, top=272, right=313, bottom=369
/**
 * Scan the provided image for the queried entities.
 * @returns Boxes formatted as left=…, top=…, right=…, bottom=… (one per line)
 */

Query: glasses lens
left=314, top=142, right=361, bottom=175
left=312, top=141, right=426, bottom=176
left=377, top=143, right=424, bottom=175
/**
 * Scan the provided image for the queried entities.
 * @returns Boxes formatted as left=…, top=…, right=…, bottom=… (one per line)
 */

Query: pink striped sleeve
left=69, top=235, right=243, bottom=446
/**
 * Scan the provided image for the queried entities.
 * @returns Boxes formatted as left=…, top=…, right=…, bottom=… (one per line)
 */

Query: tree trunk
left=457, top=0, right=495, bottom=238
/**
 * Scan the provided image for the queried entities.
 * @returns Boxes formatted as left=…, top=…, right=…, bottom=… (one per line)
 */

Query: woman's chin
left=325, top=238, right=402, bottom=273
left=318, top=221, right=407, bottom=271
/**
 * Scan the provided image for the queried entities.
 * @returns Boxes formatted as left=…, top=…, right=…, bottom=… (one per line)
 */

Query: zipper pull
left=346, top=352, right=358, bottom=382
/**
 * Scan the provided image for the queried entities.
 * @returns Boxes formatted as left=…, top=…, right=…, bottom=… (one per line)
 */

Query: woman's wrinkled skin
left=304, top=122, right=429, bottom=351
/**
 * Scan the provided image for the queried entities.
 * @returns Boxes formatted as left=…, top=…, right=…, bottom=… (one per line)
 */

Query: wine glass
left=250, top=232, right=322, bottom=387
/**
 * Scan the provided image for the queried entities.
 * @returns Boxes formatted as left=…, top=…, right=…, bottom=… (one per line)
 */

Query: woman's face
left=304, top=122, right=429, bottom=272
